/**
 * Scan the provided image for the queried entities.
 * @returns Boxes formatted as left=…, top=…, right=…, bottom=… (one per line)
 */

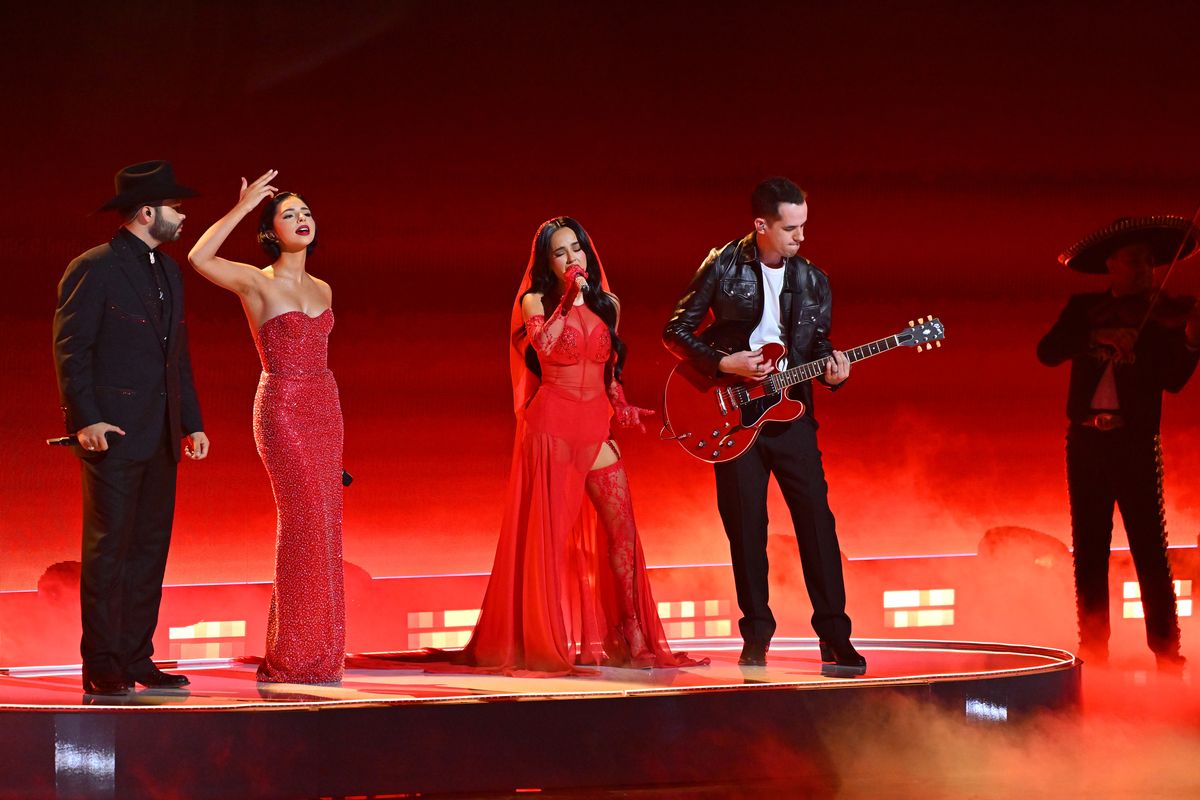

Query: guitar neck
left=777, top=335, right=902, bottom=388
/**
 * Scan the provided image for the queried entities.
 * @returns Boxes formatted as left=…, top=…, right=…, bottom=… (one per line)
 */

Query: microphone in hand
left=566, top=265, right=588, bottom=291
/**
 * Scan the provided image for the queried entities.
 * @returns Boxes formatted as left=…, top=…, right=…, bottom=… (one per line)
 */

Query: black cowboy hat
left=1058, top=215, right=1200, bottom=274
left=97, top=160, right=198, bottom=213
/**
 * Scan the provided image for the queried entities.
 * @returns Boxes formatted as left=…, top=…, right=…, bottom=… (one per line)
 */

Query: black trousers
left=714, top=417, right=851, bottom=645
left=79, top=426, right=177, bottom=679
left=1067, top=426, right=1180, bottom=654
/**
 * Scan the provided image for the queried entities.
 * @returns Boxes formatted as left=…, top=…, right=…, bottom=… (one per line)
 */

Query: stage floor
left=1, top=637, right=1077, bottom=710
left=0, top=638, right=1081, bottom=798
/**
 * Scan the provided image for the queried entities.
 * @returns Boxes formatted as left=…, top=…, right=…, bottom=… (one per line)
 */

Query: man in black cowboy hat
left=53, top=160, right=208, bottom=695
left=1038, top=215, right=1200, bottom=671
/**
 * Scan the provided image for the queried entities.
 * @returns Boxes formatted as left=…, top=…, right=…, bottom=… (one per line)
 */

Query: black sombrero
left=97, top=160, right=198, bottom=213
left=1058, top=215, right=1200, bottom=274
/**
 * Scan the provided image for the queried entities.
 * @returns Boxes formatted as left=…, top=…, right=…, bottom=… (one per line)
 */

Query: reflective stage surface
left=0, top=638, right=1079, bottom=798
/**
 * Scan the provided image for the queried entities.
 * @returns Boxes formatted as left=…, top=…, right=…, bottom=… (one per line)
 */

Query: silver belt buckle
left=1085, top=413, right=1123, bottom=431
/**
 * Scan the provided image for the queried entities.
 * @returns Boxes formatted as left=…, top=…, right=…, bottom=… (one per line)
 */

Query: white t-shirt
left=749, top=262, right=788, bottom=369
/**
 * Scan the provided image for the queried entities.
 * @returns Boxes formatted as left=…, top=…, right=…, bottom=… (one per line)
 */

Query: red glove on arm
left=525, top=268, right=587, bottom=356
left=608, top=380, right=656, bottom=433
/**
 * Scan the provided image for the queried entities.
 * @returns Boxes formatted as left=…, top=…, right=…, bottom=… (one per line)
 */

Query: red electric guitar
left=661, top=316, right=946, bottom=463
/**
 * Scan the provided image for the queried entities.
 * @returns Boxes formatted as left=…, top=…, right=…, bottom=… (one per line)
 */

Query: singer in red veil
left=454, top=217, right=704, bottom=675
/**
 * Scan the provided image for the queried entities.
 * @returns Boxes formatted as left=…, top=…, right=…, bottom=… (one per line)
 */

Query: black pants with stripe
left=1067, top=426, right=1181, bottom=654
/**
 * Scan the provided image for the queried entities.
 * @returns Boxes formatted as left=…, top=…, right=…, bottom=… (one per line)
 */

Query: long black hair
left=519, top=216, right=627, bottom=385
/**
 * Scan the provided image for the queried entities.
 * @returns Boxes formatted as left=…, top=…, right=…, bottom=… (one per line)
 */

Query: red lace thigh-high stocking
left=585, top=457, right=653, bottom=666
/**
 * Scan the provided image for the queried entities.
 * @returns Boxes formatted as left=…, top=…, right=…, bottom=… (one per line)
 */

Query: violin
left=1088, top=292, right=1196, bottom=332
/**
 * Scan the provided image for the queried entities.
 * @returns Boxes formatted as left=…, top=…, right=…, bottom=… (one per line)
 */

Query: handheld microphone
left=46, top=431, right=123, bottom=447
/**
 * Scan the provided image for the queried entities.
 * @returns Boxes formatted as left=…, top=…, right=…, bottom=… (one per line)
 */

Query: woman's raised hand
left=188, top=169, right=280, bottom=293
left=237, top=169, right=279, bottom=212
left=564, top=265, right=588, bottom=288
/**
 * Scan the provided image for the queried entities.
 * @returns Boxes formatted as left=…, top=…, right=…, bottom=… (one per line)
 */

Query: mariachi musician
left=1038, top=215, right=1200, bottom=671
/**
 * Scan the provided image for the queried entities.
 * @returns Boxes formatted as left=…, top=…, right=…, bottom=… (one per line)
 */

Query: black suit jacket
left=663, top=233, right=839, bottom=415
left=1037, top=291, right=1199, bottom=434
left=53, top=228, right=203, bottom=462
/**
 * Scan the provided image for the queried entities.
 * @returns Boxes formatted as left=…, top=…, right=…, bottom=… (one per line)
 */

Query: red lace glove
left=608, top=380, right=656, bottom=432
left=525, top=269, right=588, bottom=355
left=559, top=266, right=588, bottom=311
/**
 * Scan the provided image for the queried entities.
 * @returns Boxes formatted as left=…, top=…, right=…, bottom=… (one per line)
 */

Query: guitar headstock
left=897, top=316, right=946, bottom=352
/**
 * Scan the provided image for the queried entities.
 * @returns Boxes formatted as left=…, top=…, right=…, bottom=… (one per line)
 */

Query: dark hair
left=257, top=192, right=318, bottom=259
left=751, top=177, right=807, bottom=220
left=519, top=217, right=627, bottom=385
left=120, top=204, right=159, bottom=224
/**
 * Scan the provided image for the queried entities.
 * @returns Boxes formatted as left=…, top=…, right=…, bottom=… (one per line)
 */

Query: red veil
left=507, top=217, right=612, bottom=415
left=467, top=218, right=701, bottom=675
left=353, top=219, right=702, bottom=676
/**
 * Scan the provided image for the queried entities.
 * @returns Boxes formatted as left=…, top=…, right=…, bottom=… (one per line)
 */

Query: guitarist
left=663, top=177, right=865, bottom=673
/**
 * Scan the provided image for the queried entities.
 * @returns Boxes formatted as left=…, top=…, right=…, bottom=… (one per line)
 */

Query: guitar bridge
left=715, top=388, right=729, bottom=416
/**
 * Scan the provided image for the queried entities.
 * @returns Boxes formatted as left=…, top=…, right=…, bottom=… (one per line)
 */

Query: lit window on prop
left=1122, top=580, right=1192, bottom=619
left=407, top=609, right=480, bottom=649
left=704, top=620, right=732, bottom=637
left=168, top=620, right=246, bottom=659
left=964, top=697, right=1008, bottom=723
left=883, top=589, right=955, bottom=628
left=657, top=599, right=730, bottom=639
left=672, top=622, right=697, bottom=639
left=444, top=609, right=482, bottom=627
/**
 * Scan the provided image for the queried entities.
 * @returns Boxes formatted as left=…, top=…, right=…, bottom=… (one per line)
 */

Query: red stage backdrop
left=2, top=3, right=1197, bottom=608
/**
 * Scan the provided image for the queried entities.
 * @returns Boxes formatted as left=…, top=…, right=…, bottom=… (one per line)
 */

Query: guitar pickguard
left=738, top=390, right=784, bottom=428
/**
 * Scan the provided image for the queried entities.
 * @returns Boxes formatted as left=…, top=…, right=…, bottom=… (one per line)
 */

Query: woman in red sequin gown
left=188, top=170, right=345, bottom=684
left=458, top=217, right=704, bottom=675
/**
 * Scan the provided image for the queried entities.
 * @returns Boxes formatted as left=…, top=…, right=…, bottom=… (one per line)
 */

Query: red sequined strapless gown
left=252, top=309, right=345, bottom=683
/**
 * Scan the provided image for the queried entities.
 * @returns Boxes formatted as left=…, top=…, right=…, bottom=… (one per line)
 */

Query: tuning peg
left=918, top=317, right=926, bottom=324
left=928, top=313, right=934, bottom=321
left=935, top=341, right=942, bottom=348
left=909, top=319, right=915, bottom=327
left=916, top=344, right=923, bottom=352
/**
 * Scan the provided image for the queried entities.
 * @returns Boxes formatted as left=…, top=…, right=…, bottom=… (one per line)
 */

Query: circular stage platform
left=0, top=638, right=1080, bottom=798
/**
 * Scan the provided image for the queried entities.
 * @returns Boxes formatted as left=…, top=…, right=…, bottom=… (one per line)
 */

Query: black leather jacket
left=663, top=233, right=838, bottom=410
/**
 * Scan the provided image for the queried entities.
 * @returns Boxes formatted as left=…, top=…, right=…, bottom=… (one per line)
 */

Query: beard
left=149, top=210, right=182, bottom=242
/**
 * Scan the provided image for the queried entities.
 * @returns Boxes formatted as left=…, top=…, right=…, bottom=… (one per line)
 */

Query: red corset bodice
left=538, top=304, right=611, bottom=402
left=540, top=304, right=611, bottom=364
left=254, top=309, right=334, bottom=376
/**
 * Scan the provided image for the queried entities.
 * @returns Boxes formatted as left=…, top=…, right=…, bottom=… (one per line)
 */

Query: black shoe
left=1155, top=651, right=1186, bottom=674
left=1077, top=641, right=1109, bottom=667
left=82, top=674, right=131, bottom=696
left=819, top=639, right=867, bottom=676
left=738, top=641, right=768, bottom=667
left=128, top=664, right=190, bottom=689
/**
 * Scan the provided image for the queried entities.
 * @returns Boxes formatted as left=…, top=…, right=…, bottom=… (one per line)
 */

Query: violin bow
left=1136, top=202, right=1200, bottom=335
